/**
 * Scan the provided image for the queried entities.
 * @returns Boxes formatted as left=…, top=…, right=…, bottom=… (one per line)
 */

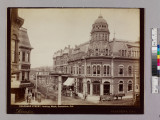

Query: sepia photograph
left=7, top=8, right=144, bottom=114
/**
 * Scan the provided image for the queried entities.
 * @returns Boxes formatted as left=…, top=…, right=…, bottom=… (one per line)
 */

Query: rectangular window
left=119, top=66, right=124, bottom=75
left=22, top=72, right=25, bottom=81
left=71, top=66, right=73, bottom=74
left=79, top=67, right=81, bottom=74
left=119, top=68, right=123, bottom=74
left=93, top=66, right=96, bottom=74
left=78, top=79, right=83, bottom=93
left=122, top=50, right=124, bottom=56
left=82, top=66, right=84, bottom=74
left=107, top=66, right=110, bottom=75
left=27, top=53, right=30, bottom=62
left=104, top=66, right=106, bottom=74
left=11, top=40, right=16, bottom=62
left=22, top=52, right=25, bottom=62
left=97, top=66, right=100, bottom=74
left=119, top=84, right=123, bottom=91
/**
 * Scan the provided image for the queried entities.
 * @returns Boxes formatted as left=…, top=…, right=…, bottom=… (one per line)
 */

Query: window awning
left=63, top=78, right=74, bottom=86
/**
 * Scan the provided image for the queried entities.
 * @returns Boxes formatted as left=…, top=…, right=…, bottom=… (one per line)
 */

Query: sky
left=18, top=8, right=140, bottom=68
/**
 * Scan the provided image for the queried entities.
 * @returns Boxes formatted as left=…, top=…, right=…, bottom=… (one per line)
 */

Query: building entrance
left=93, top=81, right=100, bottom=95
left=87, top=81, right=90, bottom=94
left=104, top=81, right=110, bottom=95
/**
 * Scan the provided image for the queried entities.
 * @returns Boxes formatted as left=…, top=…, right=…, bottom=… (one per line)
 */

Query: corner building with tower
left=53, top=15, right=140, bottom=100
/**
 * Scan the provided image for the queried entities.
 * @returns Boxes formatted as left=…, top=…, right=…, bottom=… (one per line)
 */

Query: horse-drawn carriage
left=100, top=93, right=125, bottom=101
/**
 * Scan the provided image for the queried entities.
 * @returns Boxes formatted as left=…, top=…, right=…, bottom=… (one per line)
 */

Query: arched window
left=93, top=65, right=96, bottom=75
left=79, top=66, right=81, bottom=74
left=107, top=66, right=110, bottom=75
left=77, top=67, right=78, bottom=74
left=87, top=66, right=90, bottom=74
left=73, top=67, right=75, bottom=74
left=136, top=84, right=139, bottom=90
left=71, top=66, right=73, bottom=74
left=128, top=81, right=132, bottom=91
left=119, top=81, right=123, bottom=92
left=81, top=66, right=84, bottom=74
left=97, top=65, right=100, bottom=74
left=128, top=66, right=132, bottom=75
left=119, top=65, right=124, bottom=75
left=122, top=50, right=124, bottom=56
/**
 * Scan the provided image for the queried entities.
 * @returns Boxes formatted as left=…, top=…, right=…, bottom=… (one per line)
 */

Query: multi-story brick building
left=10, top=9, right=33, bottom=103
left=10, top=8, right=24, bottom=103
left=53, top=15, right=140, bottom=99
left=19, top=27, right=33, bottom=81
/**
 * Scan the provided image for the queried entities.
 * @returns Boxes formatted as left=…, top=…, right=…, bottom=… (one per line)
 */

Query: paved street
left=13, top=95, right=134, bottom=106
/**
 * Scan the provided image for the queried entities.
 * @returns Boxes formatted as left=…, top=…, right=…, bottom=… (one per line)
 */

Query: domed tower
left=88, top=15, right=111, bottom=57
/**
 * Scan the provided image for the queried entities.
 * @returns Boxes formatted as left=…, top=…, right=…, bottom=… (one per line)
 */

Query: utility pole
left=133, top=69, right=136, bottom=101
left=35, top=72, right=38, bottom=93
left=58, top=75, right=62, bottom=105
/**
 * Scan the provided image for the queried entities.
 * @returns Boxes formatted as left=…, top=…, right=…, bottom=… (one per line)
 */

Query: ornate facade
left=19, top=27, right=33, bottom=81
left=53, top=15, right=140, bottom=99
left=10, top=9, right=33, bottom=103
left=10, top=8, right=24, bottom=81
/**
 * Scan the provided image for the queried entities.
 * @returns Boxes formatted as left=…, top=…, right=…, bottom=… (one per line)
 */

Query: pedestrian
left=38, top=92, right=41, bottom=103
left=26, top=94, right=28, bottom=103
left=28, top=91, right=32, bottom=104
left=69, top=88, right=72, bottom=97
left=84, top=93, right=87, bottom=101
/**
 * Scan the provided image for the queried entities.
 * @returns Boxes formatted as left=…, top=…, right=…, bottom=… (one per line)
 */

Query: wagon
left=100, top=94, right=114, bottom=101
left=100, top=93, right=125, bottom=102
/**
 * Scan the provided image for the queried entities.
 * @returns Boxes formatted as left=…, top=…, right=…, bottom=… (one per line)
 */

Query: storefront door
left=93, top=81, right=100, bottom=95
left=104, top=81, right=110, bottom=95
left=87, top=81, right=90, bottom=94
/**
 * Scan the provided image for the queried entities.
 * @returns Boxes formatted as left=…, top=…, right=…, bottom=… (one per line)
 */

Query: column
left=83, top=78, right=87, bottom=95
left=24, top=72, right=26, bottom=80
left=58, top=76, right=62, bottom=105
left=28, top=71, right=30, bottom=80
left=75, top=78, right=78, bottom=93
left=110, top=81, right=113, bottom=94
left=100, top=82, right=103, bottom=95
left=90, top=82, right=93, bottom=96
left=84, top=59, right=87, bottom=76
left=75, top=64, right=77, bottom=75
left=19, top=72, right=22, bottom=81
left=15, top=40, right=18, bottom=63
left=35, top=72, right=38, bottom=93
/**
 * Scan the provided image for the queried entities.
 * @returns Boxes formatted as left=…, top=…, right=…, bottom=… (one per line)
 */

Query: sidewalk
left=13, top=98, right=57, bottom=105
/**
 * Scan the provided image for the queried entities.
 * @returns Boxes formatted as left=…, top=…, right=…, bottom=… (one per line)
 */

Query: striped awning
left=63, top=78, right=74, bottom=86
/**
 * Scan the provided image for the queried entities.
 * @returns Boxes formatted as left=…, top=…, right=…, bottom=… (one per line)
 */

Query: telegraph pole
left=35, top=72, right=38, bottom=93
left=58, top=75, right=62, bottom=105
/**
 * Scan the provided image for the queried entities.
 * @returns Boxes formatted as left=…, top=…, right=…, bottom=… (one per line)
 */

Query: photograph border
left=7, top=7, right=144, bottom=114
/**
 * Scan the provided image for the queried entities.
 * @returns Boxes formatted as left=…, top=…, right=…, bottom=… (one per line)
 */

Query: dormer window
left=121, top=50, right=127, bottom=57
